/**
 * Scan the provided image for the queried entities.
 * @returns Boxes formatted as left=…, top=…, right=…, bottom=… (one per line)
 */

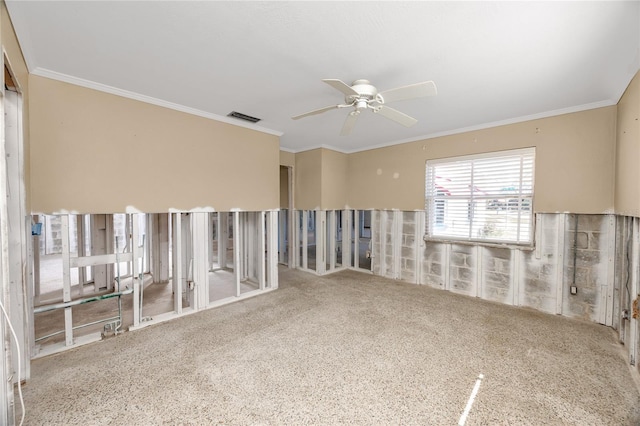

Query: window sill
left=423, top=236, right=534, bottom=251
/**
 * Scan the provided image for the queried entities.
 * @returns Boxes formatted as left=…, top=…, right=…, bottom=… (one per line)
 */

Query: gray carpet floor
left=19, top=267, right=640, bottom=425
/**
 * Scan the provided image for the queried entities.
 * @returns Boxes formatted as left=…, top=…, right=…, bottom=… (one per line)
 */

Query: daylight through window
left=425, top=148, right=535, bottom=244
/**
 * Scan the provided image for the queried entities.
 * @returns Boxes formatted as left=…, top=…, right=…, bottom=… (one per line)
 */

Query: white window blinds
left=425, top=148, right=535, bottom=244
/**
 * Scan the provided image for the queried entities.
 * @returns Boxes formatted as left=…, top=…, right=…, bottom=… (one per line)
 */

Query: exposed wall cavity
left=372, top=212, right=617, bottom=324
left=370, top=210, right=640, bottom=370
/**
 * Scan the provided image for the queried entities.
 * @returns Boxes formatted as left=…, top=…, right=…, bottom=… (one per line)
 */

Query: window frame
left=425, top=147, right=535, bottom=246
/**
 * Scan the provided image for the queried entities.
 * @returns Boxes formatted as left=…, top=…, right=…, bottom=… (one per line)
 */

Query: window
left=425, top=148, right=535, bottom=244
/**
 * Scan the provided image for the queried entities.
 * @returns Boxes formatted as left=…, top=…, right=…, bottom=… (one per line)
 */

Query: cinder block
left=402, top=211, right=415, bottom=224
left=538, top=263, right=555, bottom=279
left=524, top=263, right=541, bottom=279
left=423, top=274, right=443, bottom=288
left=493, top=258, right=511, bottom=274
left=485, top=271, right=510, bottom=287
left=404, top=234, right=415, bottom=247
left=524, top=277, right=552, bottom=293
left=451, top=279, right=471, bottom=292
left=564, top=266, right=591, bottom=287
left=450, top=252, right=467, bottom=267
left=430, top=262, right=442, bottom=276
left=405, top=259, right=415, bottom=271
left=589, top=232, right=602, bottom=250
left=575, top=249, right=600, bottom=268
left=568, top=214, right=603, bottom=232
left=458, top=267, right=474, bottom=281
left=483, top=286, right=510, bottom=302
left=401, top=246, right=414, bottom=258
left=485, top=247, right=511, bottom=260
left=541, top=228, right=559, bottom=246
left=567, top=231, right=589, bottom=249
left=401, top=270, right=415, bottom=282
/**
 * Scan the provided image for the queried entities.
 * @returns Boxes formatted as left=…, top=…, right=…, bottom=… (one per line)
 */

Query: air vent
left=227, top=111, right=261, bottom=123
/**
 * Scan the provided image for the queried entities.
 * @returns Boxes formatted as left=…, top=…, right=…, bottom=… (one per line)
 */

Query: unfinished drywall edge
left=30, top=75, right=280, bottom=214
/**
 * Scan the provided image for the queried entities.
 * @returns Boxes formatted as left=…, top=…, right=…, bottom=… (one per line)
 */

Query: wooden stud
left=259, top=211, right=266, bottom=290
left=302, top=211, right=308, bottom=270
left=293, top=211, right=299, bottom=268
left=629, top=217, right=639, bottom=366
left=266, top=211, right=278, bottom=289
left=443, top=243, right=451, bottom=291
left=132, top=214, right=141, bottom=325
left=415, top=211, right=425, bottom=285
left=219, top=213, right=228, bottom=269
left=393, top=211, right=402, bottom=280
left=475, top=245, right=483, bottom=298
left=191, top=213, right=209, bottom=308
left=604, top=214, right=616, bottom=327
left=76, top=215, right=85, bottom=295
left=555, top=214, right=566, bottom=315
left=379, top=211, right=387, bottom=277
left=328, top=211, right=336, bottom=272
left=535, top=214, right=542, bottom=259
left=512, top=248, right=521, bottom=306
left=172, top=213, right=183, bottom=315
left=61, top=215, right=73, bottom=346
left=278, top=210, right=287, bottom=265
left=287, top=166, right=295, bottom=268
left=234, top=212, right=241, bottom=297
left=316, top=210, right=326, bottom=275
left=341, top=210, right=350, bottom=269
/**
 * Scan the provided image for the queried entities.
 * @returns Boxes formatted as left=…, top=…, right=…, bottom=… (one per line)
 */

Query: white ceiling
left=6, top=1, right=640, bottom=153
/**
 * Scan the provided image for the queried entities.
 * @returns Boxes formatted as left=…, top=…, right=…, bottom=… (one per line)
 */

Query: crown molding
left=32, top=67, right=284, bottom=137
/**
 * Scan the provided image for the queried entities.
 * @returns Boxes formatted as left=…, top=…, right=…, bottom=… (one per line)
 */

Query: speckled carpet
left=19, top=267, right=640, bottom=425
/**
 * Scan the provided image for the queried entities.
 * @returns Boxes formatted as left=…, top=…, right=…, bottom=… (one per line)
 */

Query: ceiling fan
left=292, top=79, right=437, bottom=136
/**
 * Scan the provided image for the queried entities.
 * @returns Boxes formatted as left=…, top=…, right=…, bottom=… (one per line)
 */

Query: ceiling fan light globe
left=356, top=100, right=368, bottom=110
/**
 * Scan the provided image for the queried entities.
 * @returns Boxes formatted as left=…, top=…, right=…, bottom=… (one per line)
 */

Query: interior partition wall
left=29, top=210, right=278, bottom=357
left=292, top=209, right=372, bottom=275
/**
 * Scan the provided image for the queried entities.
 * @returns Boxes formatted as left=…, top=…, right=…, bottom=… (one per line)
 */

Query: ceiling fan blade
left=340, top=111, right=360, bottom=136
left=377, top=81, right=437, bottom=104
left=291, top=105, right=340, bottom=120
left=322, top=79, right=359, bottom=96
left=373, top=105, right=418, bottom=127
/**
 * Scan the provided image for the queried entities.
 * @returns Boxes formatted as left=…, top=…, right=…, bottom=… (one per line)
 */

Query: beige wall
left=348, top=107, right=617, bottom=213
left=2, top=2, right=29, bottom=210
left=294, top=148, right=322, bottom=210
left=279, top=150, right=295, bottom=167
left=29, top=75, right=280, bottom=213
left=321, top=148, right=348, bottom=210
left=280, top=150, right=294, bottom=210
left=279, top=166, right=289, bottom=209
left=615, top=71, right=640, bottom=216
left=293, top=148, right=348, bottom=210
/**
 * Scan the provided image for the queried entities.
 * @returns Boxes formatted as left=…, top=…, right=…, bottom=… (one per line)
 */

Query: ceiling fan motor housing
left=347, top=79, right=378, bottom=109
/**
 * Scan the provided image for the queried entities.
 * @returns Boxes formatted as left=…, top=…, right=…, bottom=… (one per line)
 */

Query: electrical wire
left=0, top=298, right=24, bottom=426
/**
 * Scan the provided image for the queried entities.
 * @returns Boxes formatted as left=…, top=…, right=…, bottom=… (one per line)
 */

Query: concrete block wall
left=371, top=211, right=617, bottom=325
left=481, top=247, right=513, bottom=304
left=613, top=216, right=631, bottom=334
left=422, top=240, right=445, bottom=288
left=563, top=214, right=615, bottom=323
left=449, top=244, right=476, bottom=297
left=400, top=212, right=417, bottom=283
left=518, top=214, right=560, bottom=315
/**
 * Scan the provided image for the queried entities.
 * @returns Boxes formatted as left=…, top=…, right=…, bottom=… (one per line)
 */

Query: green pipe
left=34, top=289, right=133, bottom=314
